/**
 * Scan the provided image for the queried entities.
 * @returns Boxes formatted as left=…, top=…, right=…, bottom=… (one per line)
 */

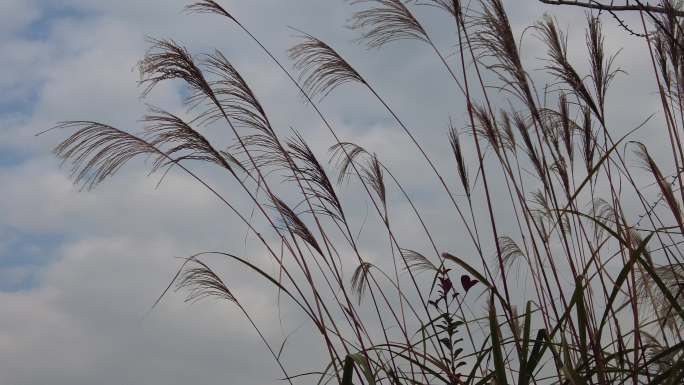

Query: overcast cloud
left=0, top=1, right=666, bottom=384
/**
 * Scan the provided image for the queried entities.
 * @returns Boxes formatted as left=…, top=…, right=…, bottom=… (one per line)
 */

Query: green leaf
left=562, top=118, right=648, bottom=211
left=341, top=355, right=354, bottom=385
left=473, top=372, right=496, bottom=385
left=636, top=255, right=684, bottom=322
left=517, top=301, right=534, bottom=385
left=349, top=353, right=376, bottom=385
left=363, top=343, right=451, bottom=384
left=649, top=353, right=684, bottom=385
left=560, top=336, right=587, bottom=385
left=466, top=337, right=492, bottom=385
left=525, top=328, right=549, bottom=383
left=597, top=231, right=656, bottom=337
left=575, top=276, right=590, bottom=372
left=489, top=295, right=508, bottom=385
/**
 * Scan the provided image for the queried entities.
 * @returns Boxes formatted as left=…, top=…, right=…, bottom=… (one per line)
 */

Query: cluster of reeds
left=48, top=0, right=684, bottom=383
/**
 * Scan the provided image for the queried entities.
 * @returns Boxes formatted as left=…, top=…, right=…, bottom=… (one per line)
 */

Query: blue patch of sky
left=0, top=3, right=93, bottom=165
left=0, top=269, right=41, bottom=292
left=0, top=227, right=69, bottom=292
left=1, top=3, right=92, bottom=116
left=18, top=3, right=89, bottom=41
left=0, top=88, right=41, bottom=167
left=0, top=147, right=32, bottom=168
left=0, top=4, right=114, bottom=292
left=0, top=83, right=42, bottom=117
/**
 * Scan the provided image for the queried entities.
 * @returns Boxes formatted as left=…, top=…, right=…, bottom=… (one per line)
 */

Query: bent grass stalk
left=46, top=0, right=684, bottom=384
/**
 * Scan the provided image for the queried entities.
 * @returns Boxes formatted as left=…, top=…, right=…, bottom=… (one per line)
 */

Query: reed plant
left=45, top=0, right=684, bottom=383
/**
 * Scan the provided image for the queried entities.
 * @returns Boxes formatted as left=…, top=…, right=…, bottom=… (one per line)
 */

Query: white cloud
left=0, top=1, right=672, bottom=384
left=0, top=236, right=293, bottom=385
left=0, top=0, right=40, bottom=36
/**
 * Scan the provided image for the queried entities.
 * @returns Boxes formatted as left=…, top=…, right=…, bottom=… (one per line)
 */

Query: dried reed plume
left=288, top=32, right=365, bottom=99
left=47, top=0, right=684, bottom=384
left=349, top=0, right=429, bottom=48
left=53, top=122, right=166, bottom=190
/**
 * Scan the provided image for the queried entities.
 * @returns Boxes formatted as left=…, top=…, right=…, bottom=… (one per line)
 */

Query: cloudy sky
left=0, top=1, right=666, bottom=384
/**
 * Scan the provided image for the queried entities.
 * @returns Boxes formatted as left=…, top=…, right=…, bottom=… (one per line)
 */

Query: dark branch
left=538, top=0, right=684, bottom=17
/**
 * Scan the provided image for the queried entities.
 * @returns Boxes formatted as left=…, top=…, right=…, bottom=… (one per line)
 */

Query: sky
left=0, top=1, right=667, bottom=384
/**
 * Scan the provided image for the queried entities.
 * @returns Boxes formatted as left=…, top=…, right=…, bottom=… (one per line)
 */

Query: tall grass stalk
left=46, top=0, right=684, bottom=383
